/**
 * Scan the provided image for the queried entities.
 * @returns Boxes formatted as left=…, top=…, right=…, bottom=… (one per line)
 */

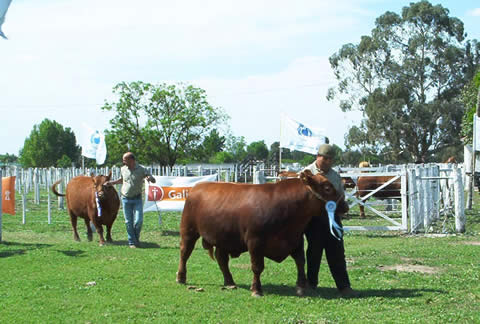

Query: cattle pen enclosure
left=1, top=168, right=480, bottom=323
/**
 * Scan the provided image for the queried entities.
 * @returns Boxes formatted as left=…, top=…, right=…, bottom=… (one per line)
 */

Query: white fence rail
left=1, top=163, right=467, bottom=234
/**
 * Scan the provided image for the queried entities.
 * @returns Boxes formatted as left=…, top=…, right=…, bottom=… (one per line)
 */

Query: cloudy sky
left=1, top=0, right=479, bottom=155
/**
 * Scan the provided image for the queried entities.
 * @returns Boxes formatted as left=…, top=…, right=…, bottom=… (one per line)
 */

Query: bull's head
left=299, top=170, right=338, bottom=202
left=91, top=170, right=112, bottom=200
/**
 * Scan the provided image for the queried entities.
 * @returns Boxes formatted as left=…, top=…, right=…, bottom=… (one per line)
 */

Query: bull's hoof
left=99, top=242, right=106, bottom=246
left=296, top=286, right=306, bottom=297
left=251, top=291, right=263, bottom=298
left=176, top=272, right=186, bottom=284
left=221, top=285, right=237, bottom=290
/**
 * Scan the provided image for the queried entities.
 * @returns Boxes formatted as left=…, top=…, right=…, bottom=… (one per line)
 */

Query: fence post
left=415, top=165, right=425, bottom=232
left=408, top=168, right=420, bottom=232
left=400, top=166, right=408, bottom=231
left=47, top=174, right=52, bottom=224
left=453, top=166, right=466, bottom=233
left=22, top=177, right=27, bottom=224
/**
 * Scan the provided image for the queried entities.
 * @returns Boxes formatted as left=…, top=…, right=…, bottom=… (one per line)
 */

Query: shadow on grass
left=109, top=240, right=161, bottom=249
left=162, top=230, right=180, bottom=236
left=57, top=249, right=86, bottom=257
left=0, top=241, right=52, bottom=258
left=231, top=284, right=445, bottom=299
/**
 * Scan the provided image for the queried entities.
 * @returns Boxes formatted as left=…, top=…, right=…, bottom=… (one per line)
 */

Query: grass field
left=1, top=189, right=479, bottom=323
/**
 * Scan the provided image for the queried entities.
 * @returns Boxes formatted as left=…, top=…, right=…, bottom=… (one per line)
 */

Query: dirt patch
left=378, top=264, right=441, bottom=274
left=462, top=241, right=480, bottom=246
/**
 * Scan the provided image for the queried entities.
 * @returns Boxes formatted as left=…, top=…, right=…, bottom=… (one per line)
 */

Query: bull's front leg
left=89, top=218, right=106, bottom=246
left=176, top=233, right=199, bottom=284
left=215, top=248, right=236, bottom=287
left=105, top=223, right=113, bottom=242
left=290, top=238, right=307, bottom=296
left=83, top=218, right=93, bottom=242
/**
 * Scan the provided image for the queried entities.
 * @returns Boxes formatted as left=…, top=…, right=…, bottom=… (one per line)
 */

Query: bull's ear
left=107, top=170, right=112, bottom=181
left=299, top=170, right=313, bottom=184
left=90, top=173, right=95, bottom=177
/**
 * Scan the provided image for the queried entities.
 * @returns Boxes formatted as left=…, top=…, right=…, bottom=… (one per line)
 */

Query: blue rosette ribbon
left=325, top=201, right=343, bottom=241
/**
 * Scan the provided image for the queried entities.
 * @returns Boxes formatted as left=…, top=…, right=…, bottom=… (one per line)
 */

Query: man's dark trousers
left=304, top=216, right=351, bottom=290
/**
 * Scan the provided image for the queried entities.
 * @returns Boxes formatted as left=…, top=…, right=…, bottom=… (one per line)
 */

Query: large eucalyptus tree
left=328, top=1, right=479, bottom=163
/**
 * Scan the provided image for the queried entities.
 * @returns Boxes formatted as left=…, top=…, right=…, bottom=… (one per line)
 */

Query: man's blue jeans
left=122, top=196, right=143, bottom=246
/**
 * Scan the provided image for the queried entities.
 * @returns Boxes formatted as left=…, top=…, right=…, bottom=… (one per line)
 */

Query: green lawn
left=1, top=190, right=479, bottom=323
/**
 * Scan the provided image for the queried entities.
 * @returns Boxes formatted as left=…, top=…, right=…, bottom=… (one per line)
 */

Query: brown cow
left=444, top=156, right=457, bottom=163
left=276, top=170, right=299, bottom=181
left=52, top=172, right=120, bottom=246
left=355, top=176, right=401, bottom=218
left=176, top=170, right=345, bottom=297
left=358, top=161, right=370, bottom=168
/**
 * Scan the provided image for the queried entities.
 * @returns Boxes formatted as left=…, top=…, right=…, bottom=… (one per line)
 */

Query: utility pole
left=468, top=85, right=480, bottom=209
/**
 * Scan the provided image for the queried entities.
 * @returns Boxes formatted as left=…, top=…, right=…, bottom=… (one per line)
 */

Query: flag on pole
left=2, top=176, right=15, bottom=215
left=81, top=124, right=107, bottom=165
left=0, top=0, right=12, bottom=40
left=280, top=113, right=327, bottom=155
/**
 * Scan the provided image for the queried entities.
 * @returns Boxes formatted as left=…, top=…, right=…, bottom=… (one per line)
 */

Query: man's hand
left=147, top=175, right=156, bottom=183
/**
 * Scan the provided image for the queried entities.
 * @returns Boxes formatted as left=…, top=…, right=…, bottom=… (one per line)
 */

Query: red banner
left=2, top=176, right=15, bottom=215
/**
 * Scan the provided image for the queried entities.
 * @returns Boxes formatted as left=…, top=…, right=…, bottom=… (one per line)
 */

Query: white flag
left=81, top=125, right=107, bottom=165
left=0, top=0, right=12, bottom=40
left=280, top=113, right=327, bottom=155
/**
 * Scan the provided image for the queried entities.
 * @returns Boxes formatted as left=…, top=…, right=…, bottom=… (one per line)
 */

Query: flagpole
left=279, top=114, right=283, bottom=172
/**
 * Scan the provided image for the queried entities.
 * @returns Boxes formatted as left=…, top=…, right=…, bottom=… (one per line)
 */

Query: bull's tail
left=201, top=239, right=215, bottom=260
left=51, top=179, right=65, bottom=197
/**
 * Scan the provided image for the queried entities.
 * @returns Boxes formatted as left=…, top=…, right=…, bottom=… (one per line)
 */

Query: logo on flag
left=0, top=0, right=12, bottom=40
left=297, top=124, right=313, bottom=137
left=280, top=114, right=327, bottom=155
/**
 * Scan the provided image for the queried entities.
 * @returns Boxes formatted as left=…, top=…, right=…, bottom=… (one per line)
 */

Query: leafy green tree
left=19, top=119, right=81, bottom=167
left=209, top=151, right=234, bottom=164
left=193, top=129, right=226, bottom=162
left=328, top=1, right=479, bottom=163
left=246, top=140, right=269, bottom=161
left=225, top=135, right=248, bottom=162
left=102, top=82, right=228, bottom=167
left=57, top=155, right=73, bottom=168
left=0, top=153, right=18, bottom=165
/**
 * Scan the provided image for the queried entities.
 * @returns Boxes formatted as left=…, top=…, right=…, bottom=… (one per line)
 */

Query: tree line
left=2, top=1, right=479, bottom=169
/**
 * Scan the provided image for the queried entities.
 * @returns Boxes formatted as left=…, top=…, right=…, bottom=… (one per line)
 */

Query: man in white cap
left=303, top=144, right=356, bottom=297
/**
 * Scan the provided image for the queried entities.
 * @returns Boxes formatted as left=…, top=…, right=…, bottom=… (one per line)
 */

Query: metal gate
left=340, top=169, right=408, bottom=231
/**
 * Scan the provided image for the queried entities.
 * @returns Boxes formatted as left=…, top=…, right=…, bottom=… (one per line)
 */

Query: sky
left=1, top=0, right=479, bottom=156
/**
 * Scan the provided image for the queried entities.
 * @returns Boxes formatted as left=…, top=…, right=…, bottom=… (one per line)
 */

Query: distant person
left=106, top=152, right=156, bottom=248
left=303, top=144, right=356, bottom=297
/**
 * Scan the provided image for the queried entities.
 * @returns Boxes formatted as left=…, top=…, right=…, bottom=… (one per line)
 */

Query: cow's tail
left=51, top=179, right=65, bottom=197
left=202, top=239, right=215, bottom=260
